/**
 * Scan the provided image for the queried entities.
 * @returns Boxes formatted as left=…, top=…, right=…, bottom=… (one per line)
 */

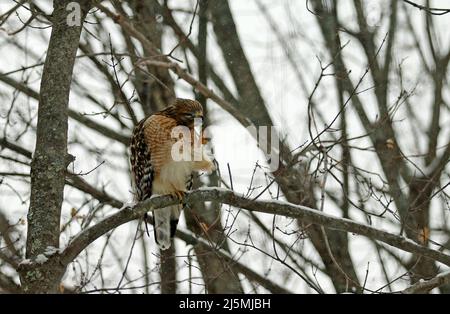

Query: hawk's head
left=161, top=98, right=203, bottom=127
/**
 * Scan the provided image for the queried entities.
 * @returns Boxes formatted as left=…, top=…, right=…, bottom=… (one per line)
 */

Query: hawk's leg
left=170, top=190, right=186, bottom=201
left=143, top=212, right=151, bottom=237
left=170, top=190, right=190, bottom=214
left=168, top=190, right=186, bottom=239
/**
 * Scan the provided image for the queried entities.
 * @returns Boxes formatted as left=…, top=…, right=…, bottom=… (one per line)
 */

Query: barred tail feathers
left=153, top=204, right=181, bottom=250
left=153, top=208, right=171, bottom=250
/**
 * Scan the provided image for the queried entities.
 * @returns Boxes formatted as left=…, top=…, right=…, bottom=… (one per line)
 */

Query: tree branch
left=401, top=270, right=450, bottom=294
left=0, top=272, right=21, bottom=294
left=0, top=75, right=130, bottom=146
left=403, top=0, right=450, bottom=16
left=61, top=187, right=450, bottom=270
left=95, top=3, right=253, bottom=129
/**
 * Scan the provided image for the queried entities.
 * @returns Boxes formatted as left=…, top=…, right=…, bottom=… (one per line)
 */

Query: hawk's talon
left=200, top=222, right=210, bottom=233
left=171, top=190, right=186, bottom=201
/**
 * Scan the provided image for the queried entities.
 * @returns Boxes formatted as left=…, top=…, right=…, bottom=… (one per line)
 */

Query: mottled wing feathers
left=130, top=119, right=153, bottom=201
left=130, top=114, right=178, bottom=202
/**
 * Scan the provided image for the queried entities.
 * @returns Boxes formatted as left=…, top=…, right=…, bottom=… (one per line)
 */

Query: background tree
left=0, top=0, right=449, bottom=294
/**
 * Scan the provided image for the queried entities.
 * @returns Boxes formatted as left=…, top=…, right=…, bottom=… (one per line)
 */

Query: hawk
left=129, top=98, right=214, bottom=250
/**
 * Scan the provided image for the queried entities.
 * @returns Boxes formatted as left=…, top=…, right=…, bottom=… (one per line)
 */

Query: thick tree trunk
left=19, top=0, right=88, bottom=293
left=160, top=241, right=177, bottom=294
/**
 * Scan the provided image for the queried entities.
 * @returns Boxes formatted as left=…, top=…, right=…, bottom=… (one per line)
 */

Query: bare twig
left=402, top=0, right=450, bottom=16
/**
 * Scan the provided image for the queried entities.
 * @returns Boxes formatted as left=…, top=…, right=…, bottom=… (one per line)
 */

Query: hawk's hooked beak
left=193, top=111, right=203, bottom=135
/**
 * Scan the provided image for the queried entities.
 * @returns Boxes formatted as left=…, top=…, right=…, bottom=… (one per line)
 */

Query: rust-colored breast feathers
left=143, top=114, right=177, bottom=174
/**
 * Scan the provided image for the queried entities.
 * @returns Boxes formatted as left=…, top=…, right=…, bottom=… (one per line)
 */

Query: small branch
left=176, top=228, right=290, bottom=294
left=401, top=270, right=450, bottom=294
left=65, top=173, right=123, bottom=208
left=0, top=137, right=32, bottom=159
left=68, top=110, right=130, bottom=145
left=402, top=0, right=450, bottom=16
left=0, top=75, right=131, bottom=146
left=0, top=272, right=21, bottom=293
left=0, top=211, right=20, bottom=258
left=166, top=0, right=199, bottom=60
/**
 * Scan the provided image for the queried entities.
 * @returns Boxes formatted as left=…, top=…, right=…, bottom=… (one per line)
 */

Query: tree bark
left=209, top=0, right=272, bottom=126
left=160, top=241, right=177, bottom=294
left=19, top=0, right=88, bottom=293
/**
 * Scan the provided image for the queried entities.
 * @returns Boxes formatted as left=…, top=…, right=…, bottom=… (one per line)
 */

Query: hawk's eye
left=184, top=112, right=195, bottom=119
left=183, top=111, right=203, bottom=122
left=186, top=112, right=201, bottom=119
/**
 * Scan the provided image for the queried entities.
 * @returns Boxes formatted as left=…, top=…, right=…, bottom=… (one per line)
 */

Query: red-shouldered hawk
left=130, top=98, right=214, bottom=250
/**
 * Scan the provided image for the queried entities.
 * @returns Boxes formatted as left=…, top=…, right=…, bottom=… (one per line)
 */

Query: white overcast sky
left=0, top=0, right=449, bottom=293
